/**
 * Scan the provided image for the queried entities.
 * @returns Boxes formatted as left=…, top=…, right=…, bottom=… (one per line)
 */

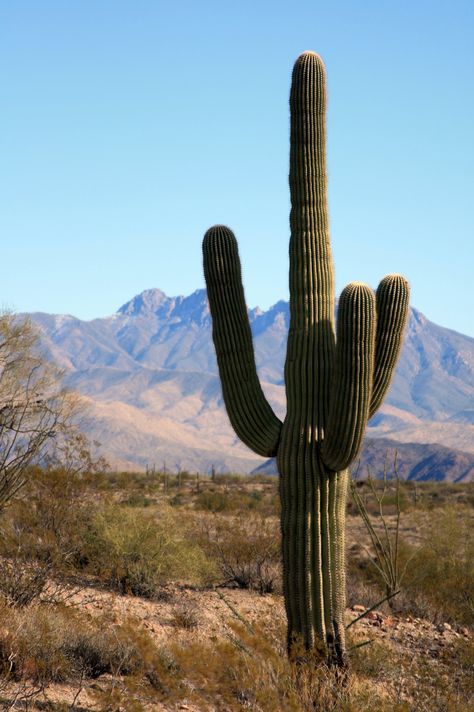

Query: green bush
left=194, top=486, right=279, bottom=516
left=195, top=489, right=232, bottom=512
left=81, top=505, right=215, bottom=596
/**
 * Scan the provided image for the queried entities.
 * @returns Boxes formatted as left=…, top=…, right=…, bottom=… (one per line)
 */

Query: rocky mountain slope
left=253, top=437, right=474, bottom=483
left=28, top=288, right=474, bottom=477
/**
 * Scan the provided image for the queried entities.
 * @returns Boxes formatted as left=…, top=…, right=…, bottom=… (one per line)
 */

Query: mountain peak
left=118, top=289, right=170, bottom=316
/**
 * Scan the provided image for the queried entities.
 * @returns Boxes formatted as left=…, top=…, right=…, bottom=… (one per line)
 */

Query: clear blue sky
left=1, top=1, right=473, bottom=336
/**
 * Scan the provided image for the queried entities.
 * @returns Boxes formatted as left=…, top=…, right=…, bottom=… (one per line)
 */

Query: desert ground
left=0, top=469, right=472, bottom=711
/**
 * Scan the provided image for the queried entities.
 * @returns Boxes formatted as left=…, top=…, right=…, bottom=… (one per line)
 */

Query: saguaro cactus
left=202, top=52, right=409, bottom=666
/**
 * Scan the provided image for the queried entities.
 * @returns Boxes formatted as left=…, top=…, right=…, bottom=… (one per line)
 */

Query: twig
left=348, top=638, right=374, bottom=652
left=216, top=589, right=254, bottom=633
left=346, top=590, right=400, bottom=629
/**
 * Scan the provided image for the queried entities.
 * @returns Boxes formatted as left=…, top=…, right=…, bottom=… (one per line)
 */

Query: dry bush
left=350, top=471, right=413, bottom=608
left=165, top=620, right=399, bottom=711
left=0, top=467, right=96, bottom=573
left=198, top=513, right=281, bottom=594
left=195, top=486, right=279, bottom=517
left=349, top=500, right=474, bottom=626
left=170, top=599, right=201, bottom=630
left=0, top=604, right=119, bottom=684
left=401, top=507, right=474, bottom=625
left=0, top=602, right=180, bottom=705
left=0, top=558, right=51, bottom=608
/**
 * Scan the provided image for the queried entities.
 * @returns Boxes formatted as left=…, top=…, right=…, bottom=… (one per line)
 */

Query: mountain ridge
left=26, top=287, right=474, bottom=478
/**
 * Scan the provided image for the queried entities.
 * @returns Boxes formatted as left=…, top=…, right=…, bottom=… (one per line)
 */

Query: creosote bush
left=197, top=513, right=281, bottom=593
left=82, top=504, right=216, bottom=596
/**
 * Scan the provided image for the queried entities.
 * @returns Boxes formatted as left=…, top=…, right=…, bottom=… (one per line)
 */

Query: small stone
left=460, top=627, right=469, bottom=637
left=89, top=683, right=104, bottom=691
left=437, top=622, right=452, bottom=633
left=352, top=604, right=366, bottom=612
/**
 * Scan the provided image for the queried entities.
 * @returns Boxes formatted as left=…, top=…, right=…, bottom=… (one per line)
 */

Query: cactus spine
left=202, top=52, right=409, bottom=666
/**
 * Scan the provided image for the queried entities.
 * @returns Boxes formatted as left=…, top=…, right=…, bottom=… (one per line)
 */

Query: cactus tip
left=380, top=274, right=410, bottom=288
left=294, top=50, right=325, bottom=68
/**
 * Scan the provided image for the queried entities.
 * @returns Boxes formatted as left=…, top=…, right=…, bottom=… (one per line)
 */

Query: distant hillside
left=27, top=287, right=474, bottom=477
left=252, top=438, right=474, bottom=483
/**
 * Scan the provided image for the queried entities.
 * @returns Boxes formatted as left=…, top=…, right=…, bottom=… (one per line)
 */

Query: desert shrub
left=120, top=492, right=155, bottom=507
left=0, top=467, right=97, bottom=573
left=195, top=489, right=233, bottom=512
left=0, top=604, right=106, bottom=683
left=170, top=599, right=201, bottom=630
left=0, top=472, right=217, bottom=597
left=351, top=504, right=474, bottom=624
left=166, top=620, right=400, bottom=712
left=0, top=603, right=178, bottom=692
left=0, top=558, right=51, bottom=607
left=401, top=507, right=474, bottom=625
left=198, top=514, right=281, bottom=594
left=81, top=505, right=215, bottom=596
left=194, top=486, right=279, bottom=517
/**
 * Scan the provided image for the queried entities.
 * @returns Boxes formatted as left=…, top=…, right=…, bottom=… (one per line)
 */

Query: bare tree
left=0, top=312, right=86, bottom=508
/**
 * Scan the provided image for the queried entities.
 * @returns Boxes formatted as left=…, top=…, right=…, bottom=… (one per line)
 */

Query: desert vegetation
left=0, top=465, right=471, bottom=710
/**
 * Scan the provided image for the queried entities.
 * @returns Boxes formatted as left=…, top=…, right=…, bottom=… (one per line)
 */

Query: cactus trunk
left=278, top=51, right=342, bottom=661
left=202, top=51, right=409, bottom=667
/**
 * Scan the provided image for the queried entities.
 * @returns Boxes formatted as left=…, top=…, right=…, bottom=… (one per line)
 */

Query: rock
left=366, top=610, right=384, bottom=622
left=460, top=627, right=470, bottom=637
left=437, top=622, right=452, bottom=633
left=352, top=604, right=366, bottom=612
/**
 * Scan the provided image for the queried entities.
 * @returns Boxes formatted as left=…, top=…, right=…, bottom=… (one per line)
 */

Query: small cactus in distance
left=202, top=52, right=409, bottom=667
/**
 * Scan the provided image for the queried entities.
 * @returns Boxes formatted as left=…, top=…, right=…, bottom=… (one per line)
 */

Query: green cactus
left=202, top=52, right=409, bottom=666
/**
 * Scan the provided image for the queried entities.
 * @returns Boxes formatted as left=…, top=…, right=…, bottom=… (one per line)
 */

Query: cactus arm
left=321, top=282, right=376, bottom=472
left=369, top=274, right=410, bottom=418
left=202, top=225, right=282, bottom=457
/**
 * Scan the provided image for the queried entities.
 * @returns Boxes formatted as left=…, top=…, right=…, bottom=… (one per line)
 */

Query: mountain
left=27, top=288, right=474, bottom=478
left=252, top=438, right=474, bottom=483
